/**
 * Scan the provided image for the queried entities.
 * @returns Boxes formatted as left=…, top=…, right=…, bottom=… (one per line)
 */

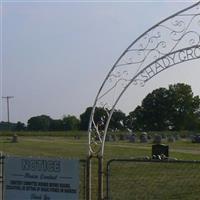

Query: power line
left=2, top=96, right=14, bottom=123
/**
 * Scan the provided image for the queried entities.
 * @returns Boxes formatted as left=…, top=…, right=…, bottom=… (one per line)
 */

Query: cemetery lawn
left=1, top=135, right=200, bottom=199
left=1, top=135, right=200, bottom=160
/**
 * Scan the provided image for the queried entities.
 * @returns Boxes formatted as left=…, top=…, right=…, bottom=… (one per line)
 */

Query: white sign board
left=4, top=156, right=79, bottom=200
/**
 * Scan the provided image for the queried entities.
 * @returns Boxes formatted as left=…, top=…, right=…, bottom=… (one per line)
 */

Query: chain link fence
left=106, top=158, right=200, bottom=200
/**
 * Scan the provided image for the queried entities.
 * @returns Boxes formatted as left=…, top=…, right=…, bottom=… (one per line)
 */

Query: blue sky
left=1, top=0, right=200, bottom=123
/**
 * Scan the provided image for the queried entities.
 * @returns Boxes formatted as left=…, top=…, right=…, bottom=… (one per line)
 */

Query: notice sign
left=4, top=156, right=79, bottom=200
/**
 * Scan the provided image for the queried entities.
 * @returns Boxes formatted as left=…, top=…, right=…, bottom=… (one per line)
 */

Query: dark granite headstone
left=192, top=135, right=200, bottom=143
left=152, top=144, right=169, bottom=158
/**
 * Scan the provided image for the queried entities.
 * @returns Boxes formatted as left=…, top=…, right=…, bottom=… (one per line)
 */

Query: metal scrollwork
left=88, top=1, right=200, bottom=157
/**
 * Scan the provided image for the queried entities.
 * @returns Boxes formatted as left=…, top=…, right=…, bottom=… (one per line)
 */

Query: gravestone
left=161, top=134, right=167, bottom=139
left=119, top=134, right=125, bottom=141
left=152, top=144, right=169, bottom=159
left=74, top=135, right=80, bottom=140
left=147, top=135, right=152, bottom=140
left=140, top=132, right=148, bottom=143
left=192, top=135, right=200, bottom=143
left=12, top=134, right=18, bottom=143
left=174, top=134, right=180, bottom=140
left=153, top=134, right=162, bottom=144
left=111, top=135, right=117, bottom=141
left=129, top=133, right=136, bottom=143
left=106, top=135, right=113, bottom=142
left=168, top=136, right=175, bottom=142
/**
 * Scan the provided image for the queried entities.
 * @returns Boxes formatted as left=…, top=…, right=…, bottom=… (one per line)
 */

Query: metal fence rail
left=106, top=158, right=200, bottom=200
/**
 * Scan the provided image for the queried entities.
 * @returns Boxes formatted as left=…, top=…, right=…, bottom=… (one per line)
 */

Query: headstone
left=174, top=134, right=180, bottom=140
left=140, top=132, right=148, bottom=143
left=152, top=144, right=169, bottom=159
left=147, top=135, right=152, bottom=140
left=153, top=134, right=162, bottom=144
left=192, top=135, right=200, bottom=143
left=111, top=135, right=117, bottom=141
left=161, top=134, right=167, bottom=139
left=168, top=136, right=175, bottom=142
left=74, top=135, right=80, bottom=140
left=106, top=135, right=112, bottom=142
left=129, top=133, right=136, bottom=143
left=119, top=134, right=125, bottom=141
left=12, top=134, right=18, bottom=143
left=125, top=134, right=130, bottom=140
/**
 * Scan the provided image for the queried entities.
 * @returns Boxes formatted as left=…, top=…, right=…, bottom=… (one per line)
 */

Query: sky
left=1, top=0, right=200, bottom=124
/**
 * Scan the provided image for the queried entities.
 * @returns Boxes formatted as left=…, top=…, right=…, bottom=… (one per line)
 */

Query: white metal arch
left=88, top=1, right=200, bottom=158
left=86, top=2, right=200, bottom=200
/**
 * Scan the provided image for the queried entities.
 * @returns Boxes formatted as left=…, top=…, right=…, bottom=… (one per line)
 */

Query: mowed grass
left=0, top=136, right=88, bottom=158
left=1, top=134, right=200, bottom=199
left=1, top=136, right=200, bottom=160
left=108, top=161, right=200, bottom=200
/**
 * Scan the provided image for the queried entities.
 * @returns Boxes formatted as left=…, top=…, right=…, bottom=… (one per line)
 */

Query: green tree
left=168, top=83, right=200, bottom=130
left=27, top=115, right=52, bottom=131
left=142, top=87, right=171, bottom=131
left=63, top=115, right=80, bottom=130
left=125, top=106, right=144, bottom=131
left=14, top=121, right=26, bottom=131
left=0, top=121, right=17, bottom=131
left=80, top=107, right=92, bottom=130
left=127, top=83, right=200, bottom=131
left=80, top=107, right=107, bottom=130
left=49, top=119, right=63, bottom=131
left=109, top=109, right=126, bottom=131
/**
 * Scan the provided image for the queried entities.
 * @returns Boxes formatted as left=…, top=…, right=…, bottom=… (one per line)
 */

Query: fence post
left=106, top=160, right=112, bottom=200
left=86, top=156, right=92, bottom=200
left=98, top=155, right=104, bottom=200
left=0, top=152, right=4, bottom=200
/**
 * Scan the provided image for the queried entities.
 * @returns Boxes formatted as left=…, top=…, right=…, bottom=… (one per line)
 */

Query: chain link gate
left=106, top=158, right=200, bottom=200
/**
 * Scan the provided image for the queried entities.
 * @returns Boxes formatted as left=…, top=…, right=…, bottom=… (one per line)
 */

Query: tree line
left=1, top=83, right=200, bottom=132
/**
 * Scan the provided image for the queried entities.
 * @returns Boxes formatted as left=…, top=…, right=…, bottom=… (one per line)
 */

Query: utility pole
left=2, top=96, right=14, bottom=123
